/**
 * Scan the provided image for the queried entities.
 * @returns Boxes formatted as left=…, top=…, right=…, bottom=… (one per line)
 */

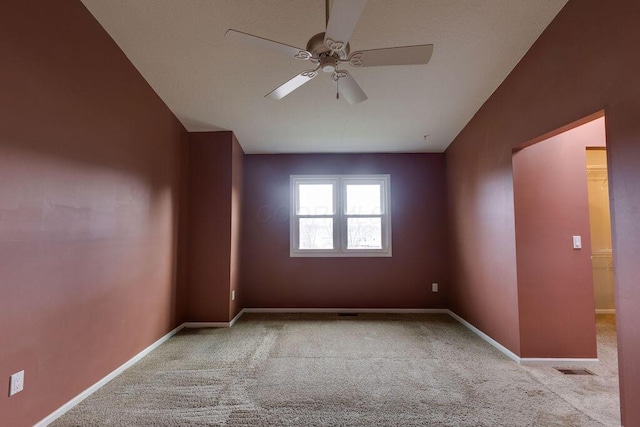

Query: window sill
left=290, top=250, right=392, bottom=258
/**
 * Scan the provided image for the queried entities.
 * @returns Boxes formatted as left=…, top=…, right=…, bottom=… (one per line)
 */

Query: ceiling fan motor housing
left=306, top=32, right=350, bottom=60
left=320, top=56, right=339, bottom=73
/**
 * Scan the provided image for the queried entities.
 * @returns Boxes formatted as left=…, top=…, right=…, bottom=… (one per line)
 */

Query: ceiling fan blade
left=266, top=68, right=320, bottom=100
left=324, top=0, right=367, bottom=51
left=334, top=71, right=367, bottom=105
left=348, top=44, right=434, bottom=67
left=225, top=29, right=312, bottom=60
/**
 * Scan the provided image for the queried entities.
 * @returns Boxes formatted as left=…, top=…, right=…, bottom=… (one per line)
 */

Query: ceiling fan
left=225, top=0, right=434, bottom=104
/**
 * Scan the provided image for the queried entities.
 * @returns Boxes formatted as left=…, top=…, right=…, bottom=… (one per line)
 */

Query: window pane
left=346, top=184, right=382, bottom=215
left=299, top=218, right=334, bottom=249
left=298, top=184, right=334, bottom=215
left=347, top=217, right=382, bottom=249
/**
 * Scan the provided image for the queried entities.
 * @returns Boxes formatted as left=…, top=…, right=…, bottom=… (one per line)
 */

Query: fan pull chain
left=336, top=75, right=340, bottom=100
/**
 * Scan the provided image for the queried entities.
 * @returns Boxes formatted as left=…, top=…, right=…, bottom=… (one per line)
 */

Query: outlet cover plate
left=9, top=370, right=24, bottom=396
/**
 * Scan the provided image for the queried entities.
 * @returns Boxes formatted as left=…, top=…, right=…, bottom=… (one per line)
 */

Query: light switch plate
left=572, top=235, right=582, bottom=249
left=432, top=283, right=438, bottom=292
left=231, top=290, right=236, bottom=300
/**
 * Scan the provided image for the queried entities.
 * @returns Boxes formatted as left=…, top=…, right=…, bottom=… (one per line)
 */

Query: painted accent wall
left=185, top=132, right=244, bottom=322
left=445, top=0, right=640, bottom=424
left=241, top=154, right=448, bottom=309
left=0, top=1, right=187, bottom=425
left=513, top=117, right=605, bottom=358
left=230, top=135, right=244, bottom=318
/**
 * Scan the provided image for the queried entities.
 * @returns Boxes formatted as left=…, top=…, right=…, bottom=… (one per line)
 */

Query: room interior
left=586, top=148, right=615, bottom=314
left=512, top=116, right=606, bottom=359
left=1, top=0, right=638, bottom=426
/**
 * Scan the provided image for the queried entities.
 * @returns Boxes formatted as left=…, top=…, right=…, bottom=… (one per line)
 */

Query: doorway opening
left=586, top=148, right=615, bottom=314
left=585, top=147, right=618, bottom=414
left=512, top=112, right=619, bottom=425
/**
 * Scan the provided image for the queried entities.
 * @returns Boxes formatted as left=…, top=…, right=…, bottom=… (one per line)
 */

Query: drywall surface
left=186, top=132, right=233, bottom=322
left=241, top=153, right=449, bottom=309
left=445, top=0, right=640, bottom=424
left=230, top=135, right=245, bottom=318
left=0, top=1, right=187, bottom=425
left=513, top=118, right=605, bottom=358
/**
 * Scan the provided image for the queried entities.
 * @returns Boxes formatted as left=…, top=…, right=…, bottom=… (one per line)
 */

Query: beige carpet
left=52, top=313, right=620, bottom=426
left=520, top=314, right=619, bottom=427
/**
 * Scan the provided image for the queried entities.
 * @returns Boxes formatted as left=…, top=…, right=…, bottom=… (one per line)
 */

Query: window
left=290, top=175, right=391, bottom=257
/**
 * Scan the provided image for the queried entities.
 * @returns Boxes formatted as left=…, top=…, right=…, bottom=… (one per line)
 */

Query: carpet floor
left=51, top=313, right=620, bottom=426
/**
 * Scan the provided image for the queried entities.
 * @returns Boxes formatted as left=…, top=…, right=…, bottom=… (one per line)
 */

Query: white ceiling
left=81, top=0, right=568, bottom=154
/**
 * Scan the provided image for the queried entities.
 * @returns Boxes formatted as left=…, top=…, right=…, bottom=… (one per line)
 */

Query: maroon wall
left=186, top=131, right=244, bottom=322
left=176, top=125, right=190, bottom=323
left=608, top=94, right=640, bottom=427
left=513, top=117, right=605, bottom=358
left=230, top=135, right=245, bottom=318
left=241, top=154, right=448, bottom=309
left=445, top=0, right=640, bottom=424
left=186, top=132, right=233, bottom=322
left=0, top=1, right=187, bottom=425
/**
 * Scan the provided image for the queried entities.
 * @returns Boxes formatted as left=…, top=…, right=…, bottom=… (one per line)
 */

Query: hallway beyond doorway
left=521, top=314, right=619, bottom=426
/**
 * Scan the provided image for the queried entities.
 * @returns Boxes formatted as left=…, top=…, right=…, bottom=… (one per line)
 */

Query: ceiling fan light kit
left=225, top=0, right=433, bottom=105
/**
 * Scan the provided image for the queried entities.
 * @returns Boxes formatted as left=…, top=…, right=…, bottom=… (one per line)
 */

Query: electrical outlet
left=9, top=370, right=24, bottom=396
left=432, top=283, right=438, bottom=292
left=231, top=290, right=236, bottom=300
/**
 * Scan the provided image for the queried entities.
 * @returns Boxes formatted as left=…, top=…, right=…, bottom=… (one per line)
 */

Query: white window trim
left=290, top=174, right=392, bottom=257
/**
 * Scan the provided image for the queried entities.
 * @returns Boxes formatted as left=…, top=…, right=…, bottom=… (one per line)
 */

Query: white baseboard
left=183, top=310, right=247, bottom=329
left=447, top=310, right=600, bottom=366
left=34, top=323, right=185, bottom=427
left=595, top=309, right=616, bottom=314
left=183, top=321, right=230, bottom=328
left=519, top=358, right=600, bottom=367
left=446, top=310, right=521, bottom=363
left=230, top=309, right=245, bottom=326
left=242, top=308, right=449, bottom=314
